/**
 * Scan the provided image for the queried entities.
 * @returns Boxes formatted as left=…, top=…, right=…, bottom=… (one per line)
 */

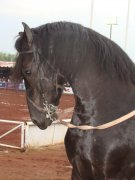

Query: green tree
left=0, top=52, right=16, bottom=62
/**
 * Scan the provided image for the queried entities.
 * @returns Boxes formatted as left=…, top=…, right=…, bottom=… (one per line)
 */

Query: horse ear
left=22, top=22, right=33, bottom=46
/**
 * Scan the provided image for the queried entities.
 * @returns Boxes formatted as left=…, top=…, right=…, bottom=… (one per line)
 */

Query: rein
left=59, top=110, right=135, bottom=130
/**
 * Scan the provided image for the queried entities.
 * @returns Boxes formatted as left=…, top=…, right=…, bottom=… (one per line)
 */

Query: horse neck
left=69, top=70, right=135, bottom=126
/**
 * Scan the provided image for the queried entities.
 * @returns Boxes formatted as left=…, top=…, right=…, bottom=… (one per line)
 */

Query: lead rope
left=18, top=50, right=135, bottom=130
left=28, top=96, right=135, bottom=130
left=58, top=110, right=135, bottom=130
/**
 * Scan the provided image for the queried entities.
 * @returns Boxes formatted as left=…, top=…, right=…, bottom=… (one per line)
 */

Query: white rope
left=59, top=110, right=135, bottom=130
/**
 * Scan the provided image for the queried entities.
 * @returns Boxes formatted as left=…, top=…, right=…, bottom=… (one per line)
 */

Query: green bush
left=0, top=52, right=16, bottom=62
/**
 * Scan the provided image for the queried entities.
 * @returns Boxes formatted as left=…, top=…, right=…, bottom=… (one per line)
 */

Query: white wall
left=25, top=120, right=69, bottom=148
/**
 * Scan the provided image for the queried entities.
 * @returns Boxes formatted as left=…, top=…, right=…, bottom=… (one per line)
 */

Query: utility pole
left=90, top=0, right=94, bottom=28
left=124, top=0, right=131, bottom=50
left=107, top=17, right=118, bottom=40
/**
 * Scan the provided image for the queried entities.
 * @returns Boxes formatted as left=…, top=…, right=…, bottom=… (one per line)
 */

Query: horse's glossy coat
left=13, top=22, right=135, bottom=179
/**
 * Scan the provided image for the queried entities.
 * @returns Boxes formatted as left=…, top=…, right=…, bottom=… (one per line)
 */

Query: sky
left=0, top=0, right=92, bottom=54
left=0, top=0, right=135, bottom=60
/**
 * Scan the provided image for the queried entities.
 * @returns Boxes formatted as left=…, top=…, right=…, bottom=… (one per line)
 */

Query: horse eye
left=24, top=70, right=31, bottom=76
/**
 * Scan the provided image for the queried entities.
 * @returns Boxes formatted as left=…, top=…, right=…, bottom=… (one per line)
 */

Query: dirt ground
left=0, top=89, right=74, bottom=180
left=0, top=89, right=74, bottom=121
left=0, top=144, right=71, bottom=180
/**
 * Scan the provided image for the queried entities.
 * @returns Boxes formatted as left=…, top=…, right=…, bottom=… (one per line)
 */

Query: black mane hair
left=13, top=21, right=135, bottom=83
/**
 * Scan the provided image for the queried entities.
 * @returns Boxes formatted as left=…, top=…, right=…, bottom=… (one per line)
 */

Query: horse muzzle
left=32, top=117, right=51, bottom=130
left=27, top=97, right=58, bottom=129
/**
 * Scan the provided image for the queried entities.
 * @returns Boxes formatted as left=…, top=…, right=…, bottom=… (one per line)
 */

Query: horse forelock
left=13, top=33, right=26, bottom=82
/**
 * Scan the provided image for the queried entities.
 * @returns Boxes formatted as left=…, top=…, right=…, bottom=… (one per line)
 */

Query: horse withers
left=13, top=21, right=135, bottom=179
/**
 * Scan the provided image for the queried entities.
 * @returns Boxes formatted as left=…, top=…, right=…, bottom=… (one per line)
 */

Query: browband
left=19, top=50, right=33, bottom=54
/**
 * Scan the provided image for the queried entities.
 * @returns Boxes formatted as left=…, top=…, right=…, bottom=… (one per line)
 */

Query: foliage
left=0, top=52, right=16, bottom=62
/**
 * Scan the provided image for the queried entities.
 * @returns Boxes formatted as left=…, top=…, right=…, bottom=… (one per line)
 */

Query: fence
left=0, top=119, right=70, bottom=150
left=0, top=119, right=25, bottom=149
left=0, top=82, right=25, bottom=90
left=0, top=82, right=73, bottom=93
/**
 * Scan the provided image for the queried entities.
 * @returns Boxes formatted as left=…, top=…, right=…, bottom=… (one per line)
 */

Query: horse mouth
left=32, top=118, right=52, bottom=130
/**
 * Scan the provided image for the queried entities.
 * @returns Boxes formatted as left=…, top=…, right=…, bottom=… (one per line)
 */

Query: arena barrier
left=0, top=82, right=73, bottom=93
left=0, top=82, right=25, bottom=90
left=25, top=120, right=70, bottom=148
left=0, top=119, right=70, bottom=149
left=0, top=119, right=25, bottom=149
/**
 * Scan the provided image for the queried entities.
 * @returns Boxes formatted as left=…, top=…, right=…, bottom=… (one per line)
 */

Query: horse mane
left=13, top=21, right=135, bottom=84
left=89, top=29, right=135, bottom=83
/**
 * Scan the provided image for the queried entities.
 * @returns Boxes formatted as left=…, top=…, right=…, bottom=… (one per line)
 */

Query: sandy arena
left=0, top=89, right=74, bottom=180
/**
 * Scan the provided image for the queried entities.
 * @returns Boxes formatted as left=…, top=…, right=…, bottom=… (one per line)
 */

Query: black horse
left=13, top=22, right=135, bottom=179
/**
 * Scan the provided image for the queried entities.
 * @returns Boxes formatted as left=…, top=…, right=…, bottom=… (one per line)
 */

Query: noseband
left=19, top=50, right=33, bottom=55
left=43, top=100, right=57, bottom=121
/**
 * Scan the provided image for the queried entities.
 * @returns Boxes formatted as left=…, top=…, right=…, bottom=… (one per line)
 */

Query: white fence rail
left=0, top=119, right=25, bottom=149
left=0, top=119, right=70, bottom=150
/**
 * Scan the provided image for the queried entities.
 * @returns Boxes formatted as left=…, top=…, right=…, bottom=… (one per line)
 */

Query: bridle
left=19, top=50, right=33, bottom=55
left=19, top=48, right=58, bottom=122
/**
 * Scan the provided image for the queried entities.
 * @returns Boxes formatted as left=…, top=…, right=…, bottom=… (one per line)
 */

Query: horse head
left=13, top=23, right=66, bottom=129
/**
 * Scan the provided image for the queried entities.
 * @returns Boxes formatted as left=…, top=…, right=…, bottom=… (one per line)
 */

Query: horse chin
left=32, top=118, right=52, bottom=130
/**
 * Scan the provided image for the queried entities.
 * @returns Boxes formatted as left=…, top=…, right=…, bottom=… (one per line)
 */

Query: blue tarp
left=0, top=82, right=6, bottom=88
left=0, top=82, right=25, bottom=90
